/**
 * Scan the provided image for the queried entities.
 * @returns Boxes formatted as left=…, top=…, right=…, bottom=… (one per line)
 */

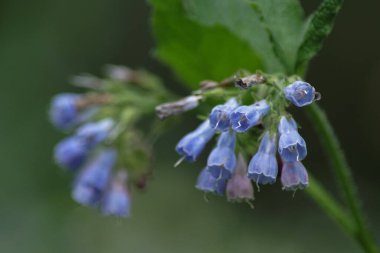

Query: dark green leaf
left=249, top=0, right=305, bottom=74
left=182, top=0, right=288, bottom=73
left=183, top=0, right=305, bottom=74
left=296, top=0, right=344, bottom=73
left=149, top=0, right=263, bottom=89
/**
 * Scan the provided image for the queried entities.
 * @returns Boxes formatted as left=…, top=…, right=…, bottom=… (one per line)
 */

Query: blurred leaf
left=295, top=0, right=344, bottom=73
left=149, top=0, right=263, bottom=88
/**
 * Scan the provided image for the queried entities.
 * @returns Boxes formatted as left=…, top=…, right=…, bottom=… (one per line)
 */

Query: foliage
left=150, top=0, right=343, bottom=83
left=149, top=0, right=263, bottom=88
left=296, top=0, right=344, bottom=73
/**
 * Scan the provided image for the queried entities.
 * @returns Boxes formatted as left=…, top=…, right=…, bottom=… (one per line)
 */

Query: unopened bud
left=70, top=74, right=102, bottom=89
left=104, top=65, right=134, bottom=82
left=155, top=95, right=202, bottom=119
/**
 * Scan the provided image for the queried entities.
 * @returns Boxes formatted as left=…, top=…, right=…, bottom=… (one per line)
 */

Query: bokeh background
left=1, top=0, right=379, bottom=252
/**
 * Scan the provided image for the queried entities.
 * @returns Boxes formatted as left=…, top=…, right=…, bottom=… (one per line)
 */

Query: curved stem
left=306, top=104, right=379, bottom=253
left=306, top=175, right=355, bottom=235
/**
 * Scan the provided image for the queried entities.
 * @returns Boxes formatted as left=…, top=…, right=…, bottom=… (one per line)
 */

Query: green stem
left=306, top=104, right=379, bottom=253
left=306, top=175, right=355, bottom=235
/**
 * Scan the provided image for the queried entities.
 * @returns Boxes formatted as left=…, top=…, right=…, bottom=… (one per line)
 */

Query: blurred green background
left=1, top=0, right=379, bottom=252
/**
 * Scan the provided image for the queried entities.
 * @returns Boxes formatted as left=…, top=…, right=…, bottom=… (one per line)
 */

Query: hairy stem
left=306, top=175, right=355, bottom=235
left=306, top=104, right=379, bottom=253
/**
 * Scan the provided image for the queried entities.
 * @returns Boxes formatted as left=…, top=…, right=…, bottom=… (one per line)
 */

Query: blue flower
left=281, top=160, right=309, bottom=191
left=101, top=171, right=130, bottom=217
left=278, top=116, right=297, bottom=134
left=209, top=98, right=239, bottom=132
left=278, top=116, right=307, bottom=161
left=284, top=81, right=316, bottom=107
left=72, top=149, right=117, bottom=206
left=195, top=168, right=227, bottom=196
left=54, top=137, right=89, bottom=170
left=226, top=154, right=254, bottom=201
left=75, top=118, right=114, bottom=147
left=248, top=131, right=278, bottom=185
left=230, top=100, right=270, bottom=132
left=49, top=93, right=80, bottom=130
left=207, top=131, right=236, bottom=179
left=176, top=120, right=215, bottom=162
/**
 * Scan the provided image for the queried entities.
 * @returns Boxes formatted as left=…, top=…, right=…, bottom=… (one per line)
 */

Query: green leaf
left=182, top=0, right=305, bottom=74
left=249, top=0, right=305, bottom=74
left=182, top=0, right=287, bottom=73
left=149, top=0, right=263, bottom=89
left=295, top=0, right=344, bottom=73
left=150, top=0, right=342, bottom=86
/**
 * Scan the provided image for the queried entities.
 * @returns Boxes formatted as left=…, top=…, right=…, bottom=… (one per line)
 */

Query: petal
left=207, top=147, right=236, bottom=179
left=281, top=161, right=309, bottom=190
left=248, top=152, right=278, bottom=185
left=278, top=131, right=307, bottom=161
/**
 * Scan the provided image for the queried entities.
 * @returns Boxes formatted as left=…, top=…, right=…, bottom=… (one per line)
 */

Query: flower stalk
left=305, top=104, right=379, bottom=253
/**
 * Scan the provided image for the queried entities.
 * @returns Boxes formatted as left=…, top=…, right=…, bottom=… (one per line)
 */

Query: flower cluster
left=50, top=66, right=169, bottom=217
left=160, top=75, right=320, bottom=203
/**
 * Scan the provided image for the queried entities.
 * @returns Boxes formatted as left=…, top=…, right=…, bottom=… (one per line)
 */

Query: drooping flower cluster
left=50, top=66, right=169, bottom=217
left=160, top=75, right=320, bottom=203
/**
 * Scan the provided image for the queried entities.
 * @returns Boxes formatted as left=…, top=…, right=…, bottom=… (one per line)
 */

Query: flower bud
left=54, top=137, right=89, bottom=170
left=75, top=118, right=114, bottom=147
left=284, top=81, right=320, bottom=107
left=104, top=65, right=134, bottom=81
left=49, top=93, right=80, bottom=130
left=70, top=74, right=102, bottom=89
left=155, top=95, right=201, bottom=119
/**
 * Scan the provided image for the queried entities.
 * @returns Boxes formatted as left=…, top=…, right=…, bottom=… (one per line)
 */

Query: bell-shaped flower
left=72, top=149, right=116, bottom=206
left=207, top=131, right=237, bottom=179
left=284, top=81, right=317, bottom=107
left=209, top=98, right=239, bottom=132
left=278, top=116, right=307, bottom=161
left=101, top=171, right=130, bottom=217
left=281, top=160, right=309, bottom=191
left=248, top=131, right=278, bottom=184
left=230, top=100, right=270, bottom=132
left=49, top=93, right=80, bottom=130
left=176, top=120, right=215, bottom=162
left=226, top=154, right=254, bottom=201
left=54, top=136, right=89, bottom=170
left=195, top=167, right=227, bottom=196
